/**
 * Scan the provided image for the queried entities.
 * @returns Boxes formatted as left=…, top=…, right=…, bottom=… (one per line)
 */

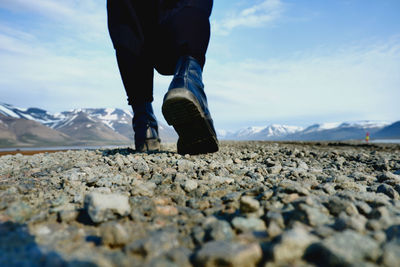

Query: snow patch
left=0, top=105, right=20, bottom=118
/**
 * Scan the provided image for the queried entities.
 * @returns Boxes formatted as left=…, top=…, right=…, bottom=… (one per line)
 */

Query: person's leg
left=108, top=0, right=157, bottom=105
left=155, top=0, right=213, bottom=75
left=107, top=0, right=161, bottom=151
left=158, top=0, right=219, bottom=154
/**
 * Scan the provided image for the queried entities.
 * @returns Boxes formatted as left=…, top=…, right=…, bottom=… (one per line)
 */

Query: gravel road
left=1, top=141, right=400, bottom=267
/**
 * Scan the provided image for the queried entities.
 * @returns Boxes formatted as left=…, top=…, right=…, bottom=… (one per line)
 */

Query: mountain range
left=0, top=103, right=177, bottom=148
left=218, top=121, right=399, bottom=141
left=0, top=103, right=399, bottom=148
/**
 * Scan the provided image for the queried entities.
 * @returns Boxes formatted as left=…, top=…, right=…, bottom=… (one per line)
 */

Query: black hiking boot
left=162, top=56, right=218, bottom=155
left=132, top=102, right=161, bottom=152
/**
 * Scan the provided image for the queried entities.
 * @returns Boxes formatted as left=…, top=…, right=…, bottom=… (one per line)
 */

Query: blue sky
left=0, top=0, right=399, bottom=131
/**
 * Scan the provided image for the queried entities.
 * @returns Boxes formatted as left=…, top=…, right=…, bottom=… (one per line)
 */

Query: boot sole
left=162, top=88, right=218, bottom=155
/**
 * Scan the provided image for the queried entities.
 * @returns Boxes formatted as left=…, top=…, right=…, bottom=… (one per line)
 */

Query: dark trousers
left=107, top=0, right=213, bottom=107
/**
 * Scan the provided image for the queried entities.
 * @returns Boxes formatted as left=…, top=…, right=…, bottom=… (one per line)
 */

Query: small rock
left=269, top=164, right=282, bottom=174
left=377, top=184, right=399, bottom=200
left=131, top=182, right=157, bottom=197
left=183, top=180, right=198, bottom=193
left=378, top=172, right=400, bottom=185
left=205, top=220, right=234, bottom=241
left=278, top=181, right=309, bottom=196
left=297, top=161, right=309, bottom=170
left=125, top=228, right=179, bottom=258
left=273, top=226, right=318, bottom=263
left=333, top=213, right=367, bottom=233
left=259, top=190, right=274, bottom=200
left=132, top=157, right=150, bottom=173
left=240, top=196, right=260, bottom=213
left=267, top=221, right=282, bottom=238
left=156, top=205, right=179, bottom=216
left=234, top=158, right=242, bottom=164
left=289, top=203, right=330, bottom=227
left=163, top=248, right=192, bottom=267
left=231, top=217, right=266, bottom=233
left=101, top=222, right=130, bottom=246
left=265, top=211, right=285, bottom=229
left=5, top=202, right=32, bottom=223
left=305, top=230, right=380, bottom=266
left=326, top=196, right=359, bottom=216
left=58, top=209, right=79, bottom=223
left=381, top=240, right=400, bottom=267
left=385, top=225, right=400, bottom=241
left=194, top=241, right=262, bottom=267
left=84, top=192, right=131, bottom=223
left=177, top=159, right=194, bottom=172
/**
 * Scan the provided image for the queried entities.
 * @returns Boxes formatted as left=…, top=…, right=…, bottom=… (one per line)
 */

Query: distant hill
left=0, top=114, right=71, bottom=147
left=0, top=103, right=177, bottom=148
left=219, top=121, right=398, bottom=141
left=374, top=121, right=400, bottom=139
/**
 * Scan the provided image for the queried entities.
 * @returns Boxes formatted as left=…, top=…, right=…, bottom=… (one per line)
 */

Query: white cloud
left=212, top=0, right=284, bottom=35
left=203, top=39, right=400, bottom=128
left=0, top=0, right=107, bottom=41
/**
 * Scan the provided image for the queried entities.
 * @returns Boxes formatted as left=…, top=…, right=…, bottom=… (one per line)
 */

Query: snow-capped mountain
left=0, top=103, right=178, bottom=147
left=285, top=121, right=390, bottom=141
left=219, top=121, right=395, bottom=141
left=222, top=124, right=304, bottom=140
left=0, top=103, right=61, bottom=126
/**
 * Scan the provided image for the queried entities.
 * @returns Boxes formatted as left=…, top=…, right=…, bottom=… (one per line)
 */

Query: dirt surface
left=1, top=141, right=400, bottom=266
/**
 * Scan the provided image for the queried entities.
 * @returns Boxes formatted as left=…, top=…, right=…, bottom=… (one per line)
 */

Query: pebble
left=231, top=217, right=266, bottom=233
left=194, top=241, right=262, bottom=267
left=240, top=196, right=260, bottom=213
left=183, top=179, right=198, bottom=192
left=272, top=225, right=318, bottom=263
left=100, top=222, right=130, bottom=246
left=377, top=184, right=399, bottom=200
left=305, top=230, right=380, bottom=266
left=84, top=192, right=131, bottom=223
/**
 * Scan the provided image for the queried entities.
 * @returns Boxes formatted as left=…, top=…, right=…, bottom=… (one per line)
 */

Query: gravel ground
left=1, top=141, right=400, bottom=267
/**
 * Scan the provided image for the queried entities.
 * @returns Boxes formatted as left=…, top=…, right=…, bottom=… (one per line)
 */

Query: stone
left=125, top=228, right=179, bottom=258
left=194, top=241, right=262, bottom=267
left=269, top=164, right=282, bottom=174
left=377, top=184, right=399, bottom=200
left=5, top=202, right=32, bottom=223
left=84, top=192, right=131, bottom=223
left=278, top=181, right=310, bottom=196
left=381, top=240, right=400, bottom=267
left=289, top=203, right=330, bottom=227
left=378, top=172, right=400, bottom=185
left=131, top=181, right=157, bottom=197
left=163, top=248, right=192, bottom=267
left=305, top=230, right=380, bottom=266
left=240, top=196, right=260, bottom=213
left=177, top=159, right=194, bottom=172
left=132, top=157, right=150, bottom=173
left=267, top=221, right=283, bottom=238
left=385, top=225, right=400, bottom=241
left=272, top=226, right=318, bottom=263
left=156, top=205, right=179, bottom=216
left=58, top=209, right=79, bottom=223
left=231, top=217, right=266, bottom=233
left=326, top=196, right=359, bottom=216
left=183, top=180, right=198, bottom=193
left=205, top=220, right=234, bottom=241
left=332, top=213, right=367, bottom=233
left=101, top=222, right=130, bottom=246
left=265, top=211, right=285, bottom=229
